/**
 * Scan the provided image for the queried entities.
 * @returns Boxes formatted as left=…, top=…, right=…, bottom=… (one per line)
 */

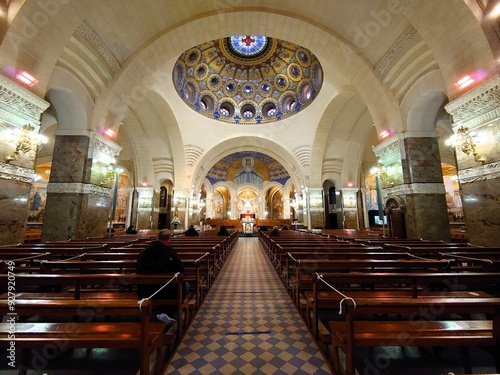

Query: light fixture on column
left=446, top=126, right=486, bottom=164
left=3, top=124, right=47, bottom=163
left=107, top=164, right=123, bottom=236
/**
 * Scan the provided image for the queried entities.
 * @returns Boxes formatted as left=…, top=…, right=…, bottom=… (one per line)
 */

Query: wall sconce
left=4, top=124, right=47, bottom=163
left=446, top=126, right=486, bottom=164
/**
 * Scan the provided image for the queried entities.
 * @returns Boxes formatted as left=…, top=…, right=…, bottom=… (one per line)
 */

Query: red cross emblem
left=241, top=36, right=255, bottom=46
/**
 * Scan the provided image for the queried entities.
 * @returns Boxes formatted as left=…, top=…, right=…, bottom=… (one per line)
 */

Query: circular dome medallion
left=173, top=35, right=323, bottom=125
left=241, top=83, right=256, bottom=99
left=229, top=35, right=268, bottom=57
left=223, top=80, right=238, bottom=96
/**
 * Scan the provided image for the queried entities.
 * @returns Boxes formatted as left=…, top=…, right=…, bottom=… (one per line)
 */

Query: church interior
left=1, top=1, right=500, bottom=374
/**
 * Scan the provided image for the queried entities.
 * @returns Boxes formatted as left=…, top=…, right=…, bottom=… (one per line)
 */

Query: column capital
left=445, top=75, right=500, bottom=130
left=0, top=75, right=49, bottom=126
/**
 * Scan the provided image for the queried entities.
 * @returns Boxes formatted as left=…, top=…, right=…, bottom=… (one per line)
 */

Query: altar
left=243, top=221, right=254, bottom=233
left=241, top=213, right=255, bottom=234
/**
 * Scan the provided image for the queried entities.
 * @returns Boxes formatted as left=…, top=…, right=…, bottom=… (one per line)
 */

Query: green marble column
left=41, top=131, right=122, bottom=241
left=374, top=133, right=450, bottom=241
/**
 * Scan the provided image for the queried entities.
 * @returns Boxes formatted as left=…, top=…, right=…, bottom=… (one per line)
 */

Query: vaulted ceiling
left=1, top=0, right=498, bottom=191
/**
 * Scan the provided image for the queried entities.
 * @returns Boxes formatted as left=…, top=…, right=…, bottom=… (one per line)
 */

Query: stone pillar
left=341, top=188, right=359, bottom=229
left=0, top=75, right=49, bottom=245
left=308, top=188, right=325, bottom=229
left=136, top=187, right=156, bottom=230
left=42, top=131, right=122, bottom=241
left=373, top=133, right=450, bottom=241
left=445, top=76, right=500, bottom=246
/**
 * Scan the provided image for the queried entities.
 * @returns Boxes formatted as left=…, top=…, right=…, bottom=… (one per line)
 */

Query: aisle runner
left=165, top=237, right=332, bottom=374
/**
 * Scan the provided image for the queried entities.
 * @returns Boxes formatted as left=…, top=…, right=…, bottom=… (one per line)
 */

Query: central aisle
left=165, top=237, right=332, bottom=374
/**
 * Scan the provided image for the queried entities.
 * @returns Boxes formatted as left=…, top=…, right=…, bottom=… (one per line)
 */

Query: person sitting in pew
left=270, top=226, right=280, bottom=237
left=136, top=229, right=190, bottom=324
left=184, top=224, right=199, bottom=236
left=217, top=225, right=230, bottom=236
left=126, top=225, right=137, bottom=234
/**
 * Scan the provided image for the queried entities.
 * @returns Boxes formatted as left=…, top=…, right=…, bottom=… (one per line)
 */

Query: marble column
left=445, top=76, right=500, bottom=246
left=341, top=188, right=359, bottom=229
left=0, top=75, right=49, bottom=245
left=41, top=131, right=122, bottom=241
left=374, top=133, right=450, bottom=241
left=308, top=188, right=325, bottom=229
left=135, top=187, right=157, bottom=230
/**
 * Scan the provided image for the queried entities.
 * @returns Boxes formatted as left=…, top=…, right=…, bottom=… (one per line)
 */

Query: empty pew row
left=329, top=296, right=500, bottom=375
left=285, top=255, right=455, bottom=309
left=306, top=272, right=500, bottom=346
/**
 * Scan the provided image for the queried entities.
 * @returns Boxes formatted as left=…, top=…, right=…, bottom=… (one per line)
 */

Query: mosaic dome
left=172, top=35, right=323, bottom=125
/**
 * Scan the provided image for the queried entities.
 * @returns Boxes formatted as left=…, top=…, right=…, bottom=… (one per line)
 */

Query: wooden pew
left=328, top=296, right=500, bottom=375
left=0, top=273, right=187, bottom=340
left=0, top=298, right=169, bottom=375
left=306, top=272, right=493, bottom=345
left=286, top=256, right=452, bottom=308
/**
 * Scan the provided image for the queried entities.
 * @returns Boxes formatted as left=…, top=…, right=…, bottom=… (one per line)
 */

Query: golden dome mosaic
left=173, top=35, right=323, bottom=125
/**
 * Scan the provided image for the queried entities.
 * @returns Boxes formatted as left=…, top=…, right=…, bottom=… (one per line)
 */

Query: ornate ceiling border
left=77, top=23, right=121, bottom=73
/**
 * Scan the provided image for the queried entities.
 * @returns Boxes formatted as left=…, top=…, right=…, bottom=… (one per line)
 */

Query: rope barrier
left=5, top=252, right=51, bottom=262
left=137, top=272, right=180, bottom=311
left=315, top=273, right=356, bottom=314
left=41, top=253, right=86, bottom=263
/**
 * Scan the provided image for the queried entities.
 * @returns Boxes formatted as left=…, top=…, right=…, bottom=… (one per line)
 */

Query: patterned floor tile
left=164, top=237, right=332, bottom=374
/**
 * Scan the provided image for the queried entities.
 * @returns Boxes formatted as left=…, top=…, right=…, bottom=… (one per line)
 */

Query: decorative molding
left=47, top=182, right=111, bottom=197
left=0, top=163, right=35, bottom=183
left=384, top=182, right=446, bottom=197
left=184, top=145, right=204, bottom=167
left=373, top=134, right=405, bottom=163
left=375, top=27, right=417, bottom=76
left=89, top=131, right=122, bottom=159
left=0, top=75, right=50, bottom=126
left=457, top=161, right=500, bottom=183
left=444, top=75, right=500, bottom=130
left=76, top=23, right=121, bottom=73
left=294, top=145, right=311, bottom=169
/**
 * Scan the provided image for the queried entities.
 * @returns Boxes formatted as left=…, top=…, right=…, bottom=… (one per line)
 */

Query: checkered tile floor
left=164, top=237, right=332, bottom=374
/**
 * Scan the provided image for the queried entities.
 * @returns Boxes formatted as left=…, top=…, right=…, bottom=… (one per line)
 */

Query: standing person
left=136, top=229, right=189, bottom=324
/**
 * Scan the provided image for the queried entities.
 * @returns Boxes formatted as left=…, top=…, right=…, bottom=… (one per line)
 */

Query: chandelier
left=447, top=126, right=486, bottom=164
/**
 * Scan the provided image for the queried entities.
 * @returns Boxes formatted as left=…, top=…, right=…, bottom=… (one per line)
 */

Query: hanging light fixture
left=446, top=126, right=486, bottom=164
left=3, top=124, right=47, bottom=163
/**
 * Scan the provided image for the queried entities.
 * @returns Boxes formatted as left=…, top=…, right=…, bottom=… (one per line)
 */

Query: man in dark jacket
left=136, top=230, right=188, bottom=323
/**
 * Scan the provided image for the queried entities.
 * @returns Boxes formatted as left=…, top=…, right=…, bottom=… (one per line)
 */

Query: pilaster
left=445, top=76, right=500, bottom=245
left=0, top=75, right=49, bottom=245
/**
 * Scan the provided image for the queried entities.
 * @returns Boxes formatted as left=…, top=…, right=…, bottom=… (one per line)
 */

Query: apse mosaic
left=205, top=151, right=290, bottom=186
left=172, top=35, right=323, bottom=125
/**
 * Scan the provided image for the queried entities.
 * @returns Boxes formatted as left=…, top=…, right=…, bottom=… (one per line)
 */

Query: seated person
left=136, top=230, right=190, bottom=324
left=126, top=225, right=137, bottom=234
left=270, top=226, right=280, bottom=236
left=184, top=224, right=199, bottom=236
left=259, top=225, right=269, bottom=231
left=217, top=225, right=230, bottom=236
left=281, top=225, right=289, bottom=230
